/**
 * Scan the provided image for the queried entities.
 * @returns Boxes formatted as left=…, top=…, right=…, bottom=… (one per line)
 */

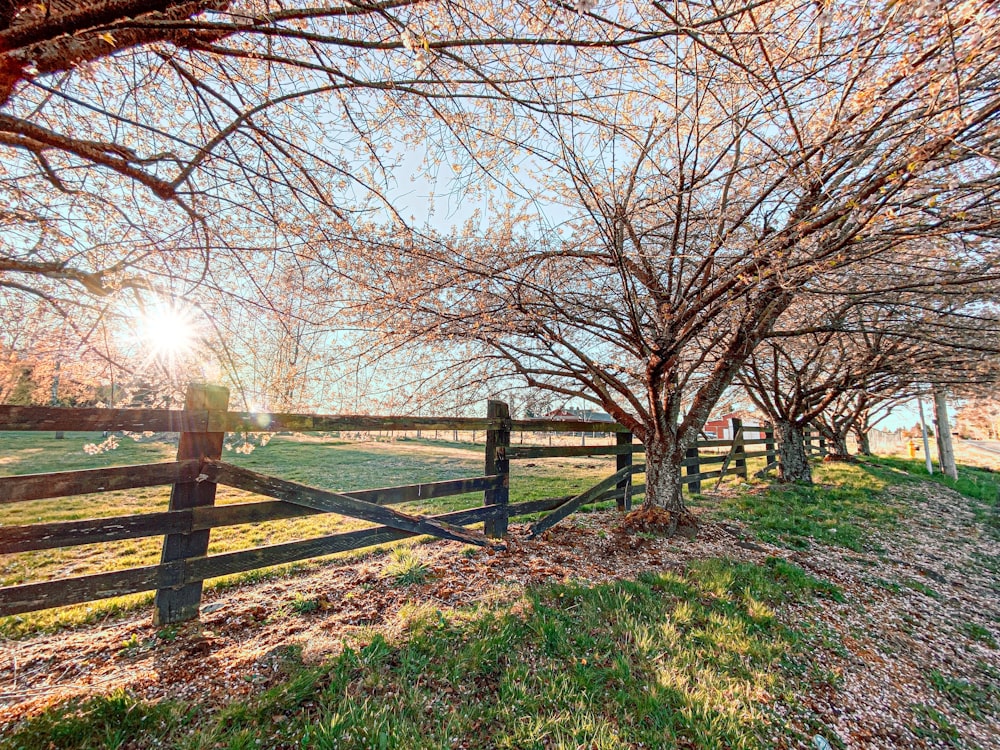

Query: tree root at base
left=620, top=506, right=699, bottom=538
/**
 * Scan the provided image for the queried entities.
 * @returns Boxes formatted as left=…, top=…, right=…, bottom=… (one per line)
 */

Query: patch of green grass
left=1, top=559, right=842, bottom=750
left=873, top=578, right=904, bottom=595
left=901, top=579, right=942, bottom=600
left=960, top=622, right=998, bottom=648
left=911, top=703, right=961, bottom=746
left=289, top=593, right=321, bottom=614
left=927, top=669, right=999, bottom=719
left=718, top=461, right=903, bottom=552
left=0, top=688, right=190, bottom=750
left=382, top=547, right=432, bottom=586
left=157, top=625, right=181, bottom=642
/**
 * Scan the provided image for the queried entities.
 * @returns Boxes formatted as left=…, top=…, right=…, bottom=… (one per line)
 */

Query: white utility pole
left=917, top=397, right=934, bottom=475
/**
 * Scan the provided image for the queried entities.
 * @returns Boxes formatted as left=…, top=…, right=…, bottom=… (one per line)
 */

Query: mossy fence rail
left=0, top=385, right=816, bottom=625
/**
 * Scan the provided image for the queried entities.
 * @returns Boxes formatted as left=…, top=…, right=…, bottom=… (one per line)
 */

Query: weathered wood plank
left=0, top=405, right=641, bottom=438
left=694, top=437, right=769, bottom=449
left=506, top=444, right=641, bottom=460
left=183, top=506, right=501, bottom=583
left=484, top=400, right=511, bottom=538
left=732, top=418, right=748, bottom=480
left=0, top=475, right=506, bottom=554
left=686, top=469, right=725, bottom=483
left=506, top=497, right=570, bottom=516
left=351, top=474, right=505, bottom=506
left=713, top=422, right=745, bottom=490
left=0, top=461, right=200, bottom=504
left=695, top=439, right=737, bottom=448
left=0, top=405, right=208, bottom=433
left=616, top=432, right=634, bottom=511
left=508, top=419, right=630, bottom=434
left=0, top=562, right=183, bottom=618
left=223, top=412, right=499, bottom=433
left=0, top=512, right=187, bottom=554
left=505, top=480, right=644, bottom=519
left=528, top=466, right=632, bottom=538
left=695, top=454, right=728, bottom=466
left=685, top=445, right=702, bottom=494
left=210, top=462, right=499, bottom=548
left=754, top=460, right=780, bottom=478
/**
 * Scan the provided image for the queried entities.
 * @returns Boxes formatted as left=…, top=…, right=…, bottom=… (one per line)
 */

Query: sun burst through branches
left=136, top=302, right=201, bottom=372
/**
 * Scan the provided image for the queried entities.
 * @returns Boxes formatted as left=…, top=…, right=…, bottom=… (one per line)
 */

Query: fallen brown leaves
left=620, top=505, right=699, bottom=538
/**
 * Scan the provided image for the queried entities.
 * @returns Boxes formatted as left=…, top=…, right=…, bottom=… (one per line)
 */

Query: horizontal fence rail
left=0, top=406, right=631, bottom=435
left=0, top=389, right=826, bottom=623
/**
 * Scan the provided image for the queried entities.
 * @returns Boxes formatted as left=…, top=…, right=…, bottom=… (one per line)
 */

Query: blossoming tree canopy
left=332, top=0, right=1000, bottom=513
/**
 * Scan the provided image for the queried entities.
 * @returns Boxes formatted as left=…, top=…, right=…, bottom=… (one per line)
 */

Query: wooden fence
left=0, top=386, right=812, bottom=624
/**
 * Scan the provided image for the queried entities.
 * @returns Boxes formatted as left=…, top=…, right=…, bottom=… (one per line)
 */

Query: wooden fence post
left=154, top=383, right=229, bottom=625
left=731, top=418, right=747, bottom=479
left=818, top=435, right=827, bottom=456
left=685, top=444, right=701, bottom=494
left=484, top=400, right=510, bottom=538
left=616, top=431, right=633, bottom=511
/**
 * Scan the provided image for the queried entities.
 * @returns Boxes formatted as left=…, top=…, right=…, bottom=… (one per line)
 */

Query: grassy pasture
left=0, top=431, right=619, bottom=632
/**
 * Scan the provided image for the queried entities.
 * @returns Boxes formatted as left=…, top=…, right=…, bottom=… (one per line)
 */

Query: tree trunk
left=776, top=420, right=812, bottom=483
left=829, top=433, right=849, bottom=458
left=933, top=389, right=958, bottom=480
left=642, top=437, right=687, bottom=514
left=857, top=429, right=872, bottom=456
left=816, top=421, right=851, bottom=460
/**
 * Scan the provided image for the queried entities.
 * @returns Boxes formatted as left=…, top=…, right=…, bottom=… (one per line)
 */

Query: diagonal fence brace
left=205, top=462, right=502, bottom=549
left=528, top=465, right=634, bottom=539
left=714, top=423, right=745, bottom=491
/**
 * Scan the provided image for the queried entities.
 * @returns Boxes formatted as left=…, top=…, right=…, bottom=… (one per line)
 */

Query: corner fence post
left=484, top=400, right=510, bottom=538
left=731, top=417, right=747, bottom=480
left=819, top=435, right=828, bottom=456
left=685, top=444, right=701, bottom=495
left=154, top=383, right=229, bottom=625
left=616, top=431, right=633, bottom=511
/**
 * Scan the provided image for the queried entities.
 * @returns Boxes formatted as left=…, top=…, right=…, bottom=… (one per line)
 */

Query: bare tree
left=742, top=275, right=1000, bottom=480
left=2, top=0, right=695, bottom=409
left=739, top=303, right=912, bottom=481
left=334, top=0, right=1000, bottom=520
left=2, top=1, right=678, bottom=293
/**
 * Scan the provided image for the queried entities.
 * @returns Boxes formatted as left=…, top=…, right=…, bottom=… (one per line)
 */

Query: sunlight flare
left=135, top=301, right=202, bottom=370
